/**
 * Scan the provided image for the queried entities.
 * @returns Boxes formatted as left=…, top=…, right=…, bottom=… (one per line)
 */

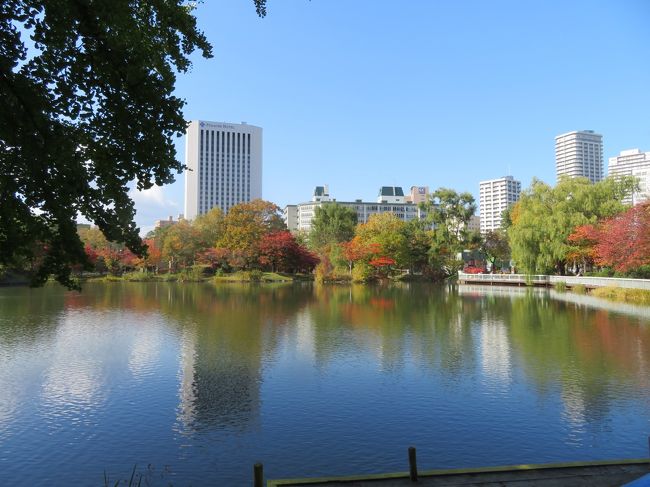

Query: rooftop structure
left=378, top=186, right=405, bottom=204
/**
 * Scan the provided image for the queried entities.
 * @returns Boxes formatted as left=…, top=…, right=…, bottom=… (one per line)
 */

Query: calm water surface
left=0, top=282, right=649, bottom=486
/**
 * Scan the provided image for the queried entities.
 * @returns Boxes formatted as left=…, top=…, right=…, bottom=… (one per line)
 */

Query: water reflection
left=0, top=282, right=649, bottom=485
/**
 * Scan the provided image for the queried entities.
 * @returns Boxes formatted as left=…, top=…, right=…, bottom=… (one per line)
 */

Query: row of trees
left=79, top=200, right=319, bottom=276
left=38, top=176, right=649, bottom=283
left=308, top=189, right=478, bottom=281
left=505, top=176, right=646, bottom=276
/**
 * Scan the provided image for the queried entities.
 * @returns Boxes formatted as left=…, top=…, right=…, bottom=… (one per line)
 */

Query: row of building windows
left=199, top=130, right=252, bottom=156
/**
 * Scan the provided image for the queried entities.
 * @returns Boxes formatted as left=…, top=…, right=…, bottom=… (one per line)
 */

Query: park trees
left=309, top=203, right=358, bottom=250
left=422, top=188, right=477, bottom=277
left=508, top=176, right=638, bottom=274
left=258, top=231, right=319, bottom=273
left=480, top=230, right=510, bottom=272
left=569, top=201, right=650, bottom=274
left=216, top=199, right=285, bottom=269
left=0, top=0, right=267, bottom=288
left=355, top=213, right=409, bottom=268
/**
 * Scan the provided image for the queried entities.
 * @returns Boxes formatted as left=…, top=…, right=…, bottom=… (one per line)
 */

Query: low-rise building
left=154, top=215, right=183, bottom=230
left=284, top=186, right=423, bottom=232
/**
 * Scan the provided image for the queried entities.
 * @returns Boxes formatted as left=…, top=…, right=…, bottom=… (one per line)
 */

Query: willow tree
left=0, top=0, right=266, bottom=288
left=508, top=176, right=638, bottom=275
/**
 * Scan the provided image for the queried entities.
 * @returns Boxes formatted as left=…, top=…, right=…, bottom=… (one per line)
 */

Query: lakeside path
left=268, top=458, right=650, bottom=486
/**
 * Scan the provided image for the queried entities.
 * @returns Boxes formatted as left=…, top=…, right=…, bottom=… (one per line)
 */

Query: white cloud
left=130, top=185, right=177, bottom=207
left=129, top=185, right=181, bottom=234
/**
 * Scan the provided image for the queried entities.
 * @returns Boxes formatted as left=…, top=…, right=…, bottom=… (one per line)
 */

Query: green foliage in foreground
left=1, top=1, right=268, bottom=289
left=591, top=286, right=650, bottom=305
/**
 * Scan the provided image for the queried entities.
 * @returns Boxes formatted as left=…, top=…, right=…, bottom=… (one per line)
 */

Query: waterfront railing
left=458, top=272, right=650, bottom=291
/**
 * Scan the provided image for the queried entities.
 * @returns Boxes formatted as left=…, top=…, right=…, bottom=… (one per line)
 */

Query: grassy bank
left=591, top=286, right=650, bottom=305
left=88, top=270, right=306, bottom=284
left=213, top=271, right=294, bottom=283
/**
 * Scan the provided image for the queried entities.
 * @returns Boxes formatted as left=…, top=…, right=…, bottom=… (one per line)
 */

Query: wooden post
left=408, top=446, right=418, bottom=482
left=254, top=463, right=263, bottom=487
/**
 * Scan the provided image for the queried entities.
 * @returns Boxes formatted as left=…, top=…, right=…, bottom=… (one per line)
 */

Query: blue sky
left=132, top=0, right=650, bottom=232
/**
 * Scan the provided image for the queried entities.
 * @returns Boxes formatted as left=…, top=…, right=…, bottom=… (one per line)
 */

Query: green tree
left=0, top=0, right=266, bottom=288
left=422, top=188, right=477, bottom=277
left=309, top=203, right=358, bottom=250
left=402, top=219, right=433, bottom=274
left=508, top=176, right=638, bottom=275
left=480, top=230, right=510, bottom=272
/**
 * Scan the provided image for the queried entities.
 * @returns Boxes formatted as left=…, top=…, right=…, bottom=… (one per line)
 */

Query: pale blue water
left=0, top=282, right=649, bottom=486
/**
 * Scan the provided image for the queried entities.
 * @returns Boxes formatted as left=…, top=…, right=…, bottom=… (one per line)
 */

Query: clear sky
left=132, top=0, right=650, bottom=233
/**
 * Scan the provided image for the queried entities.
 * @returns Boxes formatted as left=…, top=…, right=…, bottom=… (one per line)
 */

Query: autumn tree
left=340, top=238, right=382, bottom=274
left=161, top=220, right=201, bottom=271
left=355, top=213, right=409, bottom=268
left=587, top=202, right=650, bottom=273
left=566, top=224, right=599, bottom=272
left=193, top=207, right=225, bottom=247
left=258, top=231, right=319, bottom=273
left=216, top=199, right=285, bottom=269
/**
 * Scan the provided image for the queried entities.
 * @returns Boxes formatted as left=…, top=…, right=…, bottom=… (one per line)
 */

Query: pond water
left=0, top=282, right=649, bottom=486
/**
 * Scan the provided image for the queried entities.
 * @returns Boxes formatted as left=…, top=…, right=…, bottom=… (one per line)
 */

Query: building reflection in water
left=478, top=317, right=512, bottom=389
left=173, top=284, right=315, bottom=435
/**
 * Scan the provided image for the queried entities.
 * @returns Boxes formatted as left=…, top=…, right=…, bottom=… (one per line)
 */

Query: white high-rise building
left=184, top=120, right=262, bottom=220
left=608, top=149, right=650, bottom=204
left=555, top=130, right=603, bottom=183
left=479, top=176, right=521, bottom=234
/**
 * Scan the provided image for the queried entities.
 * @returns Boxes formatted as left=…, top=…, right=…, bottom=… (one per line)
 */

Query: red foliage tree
left=369, top=256, right=396, bottom=268
left=258, top=231, right=319, bottom=273
left=340, top=238, right=381, bottom=274
left=592, top=202, right=650, bottom=272
left=567, top=224, right=600, bottom=267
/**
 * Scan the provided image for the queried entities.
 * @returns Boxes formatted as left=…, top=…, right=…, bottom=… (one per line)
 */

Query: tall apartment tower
left=479, top=176, right=521, bottom=234
left=184, top=120, right=262, bottom=220
left=555, top=130, right=603, bottom=183
left=608, top=149, right=650, bottom=204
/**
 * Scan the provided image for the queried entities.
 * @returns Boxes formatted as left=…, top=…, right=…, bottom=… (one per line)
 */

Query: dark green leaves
left=1, top=0, right=213, bottom=288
